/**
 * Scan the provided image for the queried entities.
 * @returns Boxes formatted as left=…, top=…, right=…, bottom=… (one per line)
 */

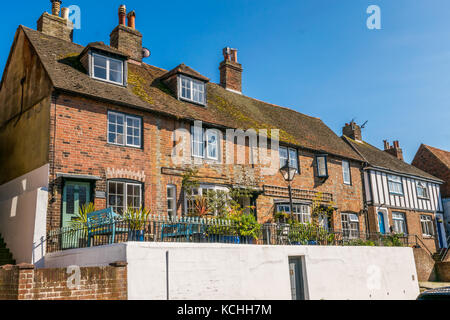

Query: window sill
left=92, top=76, right=126, bottom=87
left=107, top=143, right=143, bottom=150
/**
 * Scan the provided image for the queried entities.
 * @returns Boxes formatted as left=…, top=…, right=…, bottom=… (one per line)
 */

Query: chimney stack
left=37, top=1, right=73, bottom=42
left=220, top=47, right=243, bottom=93
left=118, top=5, right=126, bottom=25
left=384, top=140, right=404, bottom=161
left=110, top=5, right=143, bottom=63
left=343, top=121, right=362, bottom=141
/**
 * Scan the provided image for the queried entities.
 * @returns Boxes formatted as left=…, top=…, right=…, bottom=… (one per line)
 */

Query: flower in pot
left=124, top=207, right=150, bottom=241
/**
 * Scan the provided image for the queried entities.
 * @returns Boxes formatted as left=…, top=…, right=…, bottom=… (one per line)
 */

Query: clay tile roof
left=344, top=136, right=442, bottom=182
left=21, top=25, right=363, bottom=161
left=422, top=145, right=450, bottom=169
left=160, top=63, right=210, bottom=82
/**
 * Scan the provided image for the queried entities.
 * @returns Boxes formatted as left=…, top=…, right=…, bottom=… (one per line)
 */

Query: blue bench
left=87, top=208, right=124, bottom=247
left=161, top=223, right=195, bottom=241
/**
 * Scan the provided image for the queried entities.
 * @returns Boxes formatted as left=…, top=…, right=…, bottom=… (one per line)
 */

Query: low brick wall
left=413, top=247, right=437, bottom=282
left=436, top=262, right=450, bottom=282
left=0, top=262, right=127, bottom=300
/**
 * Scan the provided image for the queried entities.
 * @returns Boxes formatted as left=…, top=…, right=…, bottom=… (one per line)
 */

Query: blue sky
left=1, top=0, right=449, bottom=162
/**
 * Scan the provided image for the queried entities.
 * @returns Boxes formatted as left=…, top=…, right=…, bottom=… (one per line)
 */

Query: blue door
left=378, top=212, right=386, bottom=234
left=437, top=220, right=444, bottom=248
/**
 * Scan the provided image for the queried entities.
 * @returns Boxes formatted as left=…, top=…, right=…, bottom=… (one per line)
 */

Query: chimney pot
left=51, top=0, right=62, bottom=16
left=61, top=7, right=69, bottom=20
left=127, top=11, right=136, bottom=29
left=119, top=5, right=127, bottom=25
left=383, top=140, right=390, bottom=150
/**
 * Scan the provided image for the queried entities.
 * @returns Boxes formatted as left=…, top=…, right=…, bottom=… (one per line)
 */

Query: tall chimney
left=127, top=11, right=136, bottom=29
left=384, top=140, right=404, bottom=161
left=220, top=47, right=243, bottom=93
left=37, top=1, right=73, bottom=42
left=110, top=5, right=143, bottom=62
left=51, top=0, right=62, bottom=16
left=343, top=121, right=362, bottom=141
left=119, top=5, right=126, bottom=25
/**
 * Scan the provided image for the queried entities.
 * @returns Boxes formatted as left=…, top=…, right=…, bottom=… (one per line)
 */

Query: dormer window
left=179, top=75, right=206, bottom=105
left=92, top=53, right=124, bottom=85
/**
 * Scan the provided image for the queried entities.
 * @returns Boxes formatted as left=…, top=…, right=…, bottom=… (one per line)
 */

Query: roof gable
left=344, top=136, right=442, bottom=182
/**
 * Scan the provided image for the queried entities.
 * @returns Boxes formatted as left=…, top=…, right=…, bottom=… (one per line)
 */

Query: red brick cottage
left=0, top=2, right=386, bottom=264
left=412, top=144, right=450, bottom=237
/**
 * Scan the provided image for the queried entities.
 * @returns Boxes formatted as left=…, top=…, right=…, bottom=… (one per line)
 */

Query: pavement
left=420, top=282, right=450, bottom=293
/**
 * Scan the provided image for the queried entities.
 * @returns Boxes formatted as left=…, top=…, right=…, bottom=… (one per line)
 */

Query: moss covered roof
left=22, top=25, right=363, bottom=161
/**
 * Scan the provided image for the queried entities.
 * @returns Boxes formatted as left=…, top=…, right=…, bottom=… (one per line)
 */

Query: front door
left=289, top=257, right=305, bottom=300
left=436, top=217, right=446, bottom=249
left=378, top=212, right=386, bottom=234
left=62, top=181, right=91, bottom=229
left=61, top=181, right=91, bottom=249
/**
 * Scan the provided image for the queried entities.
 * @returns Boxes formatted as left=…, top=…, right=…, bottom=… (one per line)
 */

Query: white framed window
left=92, top=53, right=124, bottom=85
left=392, top=212, right=407, bottom=235
left=342, top=160, right=351, bottom=185
left=341, top=213, right=360, bottom=239
left=279, top=147, right=299, bottom=171
left=206, top=129, right=219, bottom=160
left=388, top=175, right=404, bottom=195
left=417, top=182, right=429, bottom=199
left=184, top=185, right=229, bottom=216
left=108, top=181, right=142, bottom=214
left=420, top=215, right=435, bottom=237
left=108, top=111, right=141, bottom=148
left=277, top=204, right=311, bottom=224
left=179, top=75, right=206, bottom=105
left=191, top=126, right=220, bottom=160
left=167, top=185, right=177, bottom=218
left=316, top=155, right=328, bottom=178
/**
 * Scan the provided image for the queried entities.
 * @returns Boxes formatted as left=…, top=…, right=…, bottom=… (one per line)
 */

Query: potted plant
left=124, top=207, right=150, bottom=241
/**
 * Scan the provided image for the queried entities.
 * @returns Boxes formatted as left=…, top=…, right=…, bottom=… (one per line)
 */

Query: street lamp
left=280, top=163, right=297, bottom=220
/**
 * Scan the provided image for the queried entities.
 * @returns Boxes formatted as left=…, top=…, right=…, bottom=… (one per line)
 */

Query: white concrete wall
left=44, top=242, right=420, bottom=300
left=0, top=164, right=49, bottom=266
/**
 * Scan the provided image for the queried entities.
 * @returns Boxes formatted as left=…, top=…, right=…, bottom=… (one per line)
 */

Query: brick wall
left=435, top=262, right=450, bottom=282
left=47, top=92, right=365, bottom=232
left=412, top=146, right=450, bottom=198
left=0, top=262, right=127, bottom=300
left=413, top=247, right=437, bottom=282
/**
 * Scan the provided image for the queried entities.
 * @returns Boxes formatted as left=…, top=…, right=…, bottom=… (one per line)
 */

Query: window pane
left=279, top=147, right=288, bottom=168
left=94, top=66, right=107, bottom=80
left=289, top=149, right=298, bottom=170
left=317, top=157, right=327, bottom=177
left=109, top=70, right=122, bottom=84
left=207, top=131, right=218, bottom=159
left=342, top=160, right=351, bottom=184
left=93, top=55, right=107, bottom=68
left=109, top=59, right=122, bottom=72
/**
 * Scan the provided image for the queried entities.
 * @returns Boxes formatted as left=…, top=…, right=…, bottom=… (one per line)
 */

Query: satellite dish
left=142, top=48, right=151, bottom=58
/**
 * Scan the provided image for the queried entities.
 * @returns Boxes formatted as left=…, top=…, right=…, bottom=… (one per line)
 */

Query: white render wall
left=0, top=164, right=49, bottom=266
left=44, top=242, right=420, bottom=300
